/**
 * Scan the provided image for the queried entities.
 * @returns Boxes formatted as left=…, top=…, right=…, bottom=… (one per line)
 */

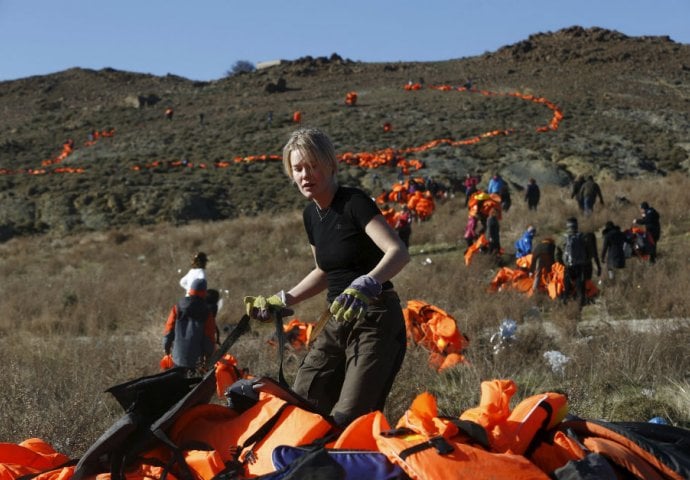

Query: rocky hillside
left=1, top=26, right=688, bottom=241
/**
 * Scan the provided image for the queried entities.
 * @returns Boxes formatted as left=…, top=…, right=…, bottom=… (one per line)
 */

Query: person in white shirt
left=180, top=251, right=208, bottom=292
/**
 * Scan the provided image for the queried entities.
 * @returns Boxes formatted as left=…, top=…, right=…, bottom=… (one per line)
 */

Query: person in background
left=558, top=217, right=588, bottom=306
left=514, top=225, right=536, bottom=259
left=243, top=127, right=410, bottom=427
left=463, top=173, right=479, bottom=207
left=571, top=175, right=585, bottom=211
left=464, top=211, right=480, bottom=249
left=499, top=183, right=512, bottom=212
left=633, top=201, right=660, bottom=263
left=394, top=205, right=413, bottom=248
left=525, top=178, right=541, bottom=211
left=582, top=230, right=602, bottom=292
left=180, top=251, right=208, bottom=291
left=163, top=278, right=216, bottom=375
left=579, top=175, right=604, bottom=216
left=487, top=172, right=505, bottom=195
left=206, top=288, right=222, bottom=346
left=530, top=237, right=556, bottom=293
left=486, top=208, right=501, bottom=256
left=601, top=221, right=626, bottom=280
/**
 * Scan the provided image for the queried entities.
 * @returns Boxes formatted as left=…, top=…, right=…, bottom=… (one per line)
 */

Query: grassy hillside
left=1, top=27, right=689, bottom=240
left=1, top=172, right=688, bottom=455
left=0, top=26, right=689, bottom=456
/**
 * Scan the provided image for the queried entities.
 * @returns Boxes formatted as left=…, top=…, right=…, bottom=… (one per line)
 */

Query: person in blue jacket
left=514, top=225, right=536, bottom=259
left=487, top=173, right=506, bottom=195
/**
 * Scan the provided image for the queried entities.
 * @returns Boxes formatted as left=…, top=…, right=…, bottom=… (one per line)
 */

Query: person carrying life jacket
left=633, top=201, right=660, bottom=263
left=163, top=278, right=217, bottom=375
left=530, top=237, right=556, bottom=293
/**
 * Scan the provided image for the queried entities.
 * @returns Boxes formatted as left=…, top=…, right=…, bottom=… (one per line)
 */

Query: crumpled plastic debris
left=490, top=318, right=517, bottom=354
left=543, top=350, right=570, bottom=375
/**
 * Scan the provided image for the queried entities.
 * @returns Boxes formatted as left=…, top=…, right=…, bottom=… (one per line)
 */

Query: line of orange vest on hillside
left=2, top=83, right=562, bottom=177
left=0, top=129, right=115, bottom=176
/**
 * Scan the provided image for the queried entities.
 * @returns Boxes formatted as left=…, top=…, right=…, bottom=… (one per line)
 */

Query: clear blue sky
left=1, top=0, right=688, bottom=82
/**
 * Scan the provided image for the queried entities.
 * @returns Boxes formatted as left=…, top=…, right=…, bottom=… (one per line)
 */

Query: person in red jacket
left=163, top=278, right=216, bottom=375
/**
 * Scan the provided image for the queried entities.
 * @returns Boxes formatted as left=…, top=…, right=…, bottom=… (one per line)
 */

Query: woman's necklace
left=315, top=204, right=331, bottom=221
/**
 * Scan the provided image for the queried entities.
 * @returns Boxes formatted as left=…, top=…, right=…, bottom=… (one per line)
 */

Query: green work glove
left=330, top=275, right=382, bottom=323
left=243, top=291, right=292, bottom=322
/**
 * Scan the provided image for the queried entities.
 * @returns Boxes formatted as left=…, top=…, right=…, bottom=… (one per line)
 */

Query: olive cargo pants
left=292, top=291, right=406, bottom=426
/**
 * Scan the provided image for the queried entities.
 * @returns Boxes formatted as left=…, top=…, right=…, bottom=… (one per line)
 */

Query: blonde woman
left=245, top=128, right=409, bottom=427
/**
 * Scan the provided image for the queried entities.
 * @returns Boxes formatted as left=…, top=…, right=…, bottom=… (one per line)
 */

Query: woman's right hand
left=243, top=292, right=293, bottom=322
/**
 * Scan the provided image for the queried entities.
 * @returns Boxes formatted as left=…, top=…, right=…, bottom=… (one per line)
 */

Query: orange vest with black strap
left=168, top=383, right=334, bottom=477
left=459, top=379, right=568, bottom=455
left=375, top=392, right=551, bottom=480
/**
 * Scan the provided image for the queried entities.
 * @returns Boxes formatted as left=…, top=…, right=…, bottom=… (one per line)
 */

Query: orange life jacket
left=534, top=419, right=688, bottom=480
left=215, top=353, right=245, bottom=399
left=345, top=91, right=358, bottom=106
left=403, top=300, right=468, bottom=371
left=459, top=379, right=568, bottom=455
left=168, top=390, right=333, bottom=477
left=464, top=235, right=489, bottom=266
left=159, top=354, right=174, bottom=370
left=375, top=392, right=551, bottom=480
left=0, top=438, right=71, bottom=480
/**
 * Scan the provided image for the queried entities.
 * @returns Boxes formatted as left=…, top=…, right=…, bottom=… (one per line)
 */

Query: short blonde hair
left=282, top=128, right=338, bottom=180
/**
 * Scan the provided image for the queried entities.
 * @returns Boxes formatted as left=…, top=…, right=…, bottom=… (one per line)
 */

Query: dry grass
left=1, top=173, right=689, bottom=455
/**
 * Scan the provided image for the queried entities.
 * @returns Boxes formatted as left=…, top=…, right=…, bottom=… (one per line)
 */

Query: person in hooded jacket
left=163, top=278, right=216, bottom=374
left=514, top=226, right=536, bottom=259
left=601, top=221, right=626, bottom=280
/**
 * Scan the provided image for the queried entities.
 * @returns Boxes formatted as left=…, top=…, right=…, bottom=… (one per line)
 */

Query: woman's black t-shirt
left=304, top=186, right=393, bottom=302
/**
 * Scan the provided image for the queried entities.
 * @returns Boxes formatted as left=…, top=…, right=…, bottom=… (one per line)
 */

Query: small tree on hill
left=226, top=60, right=256, bottom=77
